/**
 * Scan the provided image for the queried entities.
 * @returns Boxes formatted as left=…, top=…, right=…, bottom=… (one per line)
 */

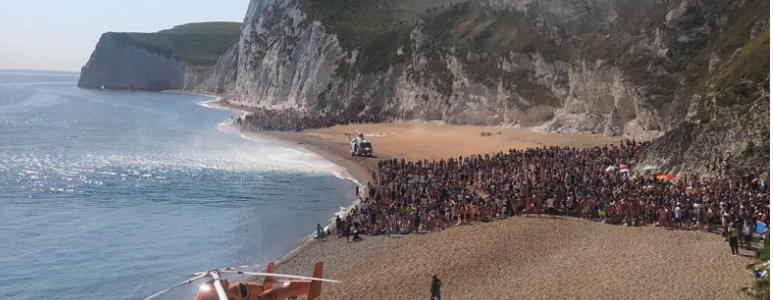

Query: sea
left=0, top=70, right=356, bottom=300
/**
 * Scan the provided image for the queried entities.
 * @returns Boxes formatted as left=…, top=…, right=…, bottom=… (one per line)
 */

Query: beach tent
left=620, top=169, right=630, bottom=173
left=642, top=165, right=658, bottom=171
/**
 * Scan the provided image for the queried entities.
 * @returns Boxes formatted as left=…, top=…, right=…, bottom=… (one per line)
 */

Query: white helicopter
left=139, top=261, right=339, bottom=300
left=345, top=132, right=373, bottom=157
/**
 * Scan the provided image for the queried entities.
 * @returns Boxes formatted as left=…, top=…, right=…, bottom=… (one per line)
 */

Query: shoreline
left=201, top=97, right=374, bottom=185
left=236, top=129, right=375, bottom=266
left=200, top=97, right=374, bottom=185
left=198, top=97, right=374, bottom=267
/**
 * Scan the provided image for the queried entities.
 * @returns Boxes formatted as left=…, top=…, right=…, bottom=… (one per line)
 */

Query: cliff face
left=78, top=33, right=190, bottom=90
left=79, top=22, right=242, bottom=91
left=194, top=0, right=769, bottom=175
left=193, top=44, right=240, bottom=93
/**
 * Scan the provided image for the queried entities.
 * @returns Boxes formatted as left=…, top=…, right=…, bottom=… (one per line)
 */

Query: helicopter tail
left=263, top=262, right=275, bottom=290
left=307, top=262, right=324, bottom=300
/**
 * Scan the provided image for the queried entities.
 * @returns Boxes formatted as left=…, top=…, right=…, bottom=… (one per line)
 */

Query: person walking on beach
left=430, top=275, right=442, bottom=300
left=729, top=223, right=739, bottom=256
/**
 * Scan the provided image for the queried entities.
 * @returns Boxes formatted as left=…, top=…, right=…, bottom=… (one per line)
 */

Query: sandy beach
left=239, top=122, right=624, bottom=184
left=209, top=100, right=754, bottom=300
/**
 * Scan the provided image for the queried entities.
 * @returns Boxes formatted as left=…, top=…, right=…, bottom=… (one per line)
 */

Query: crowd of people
left=334, top=140, right=770, bottom=255
left=235, top=108, right=394, bottom=132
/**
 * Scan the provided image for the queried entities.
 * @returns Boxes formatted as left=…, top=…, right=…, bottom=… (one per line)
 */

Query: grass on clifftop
left=301, top=0, right=451, bottom=49
left=114, top=22, right=242, bottom=71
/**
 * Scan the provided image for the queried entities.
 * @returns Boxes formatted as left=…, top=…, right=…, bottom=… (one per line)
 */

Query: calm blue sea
left=0, top=70, right=355, bottom=300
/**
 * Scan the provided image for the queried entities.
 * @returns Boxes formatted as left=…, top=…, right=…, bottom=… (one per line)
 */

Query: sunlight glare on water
left=0, top=71, right=355, bottom=300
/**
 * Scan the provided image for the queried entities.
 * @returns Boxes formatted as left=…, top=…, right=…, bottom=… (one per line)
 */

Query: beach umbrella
left=605, top=166, right=616, bottom=172
left=642, top=165, right=658, bottom=171
left=619, top=164, right=628, bottom=169
left=666, top=174, right=676, bottom=180
left=752, top=178, right=760, bottom=184
left=620, top=169, right=630, bottom=173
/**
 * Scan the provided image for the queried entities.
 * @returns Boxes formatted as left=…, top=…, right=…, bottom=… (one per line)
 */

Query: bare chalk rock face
left=79, top=22, right=241, bottom=91
left=78, top=33, right=188, bottom=91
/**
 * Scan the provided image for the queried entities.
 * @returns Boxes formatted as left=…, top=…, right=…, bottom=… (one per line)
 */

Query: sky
left=0, top=0, right=249, bottom=72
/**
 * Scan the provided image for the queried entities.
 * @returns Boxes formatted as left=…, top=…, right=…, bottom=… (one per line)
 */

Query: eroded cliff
left=79, top=22, right=242, bottom=91
left=192, top=0, right=768, bottom=174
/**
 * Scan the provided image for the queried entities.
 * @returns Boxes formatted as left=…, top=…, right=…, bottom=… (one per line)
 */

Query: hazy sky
left=0, top=0, right=249, bottom=72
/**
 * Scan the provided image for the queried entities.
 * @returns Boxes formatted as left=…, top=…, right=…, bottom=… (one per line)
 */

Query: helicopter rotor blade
left=139, top=273, right=209, bottom=300
left=221, top=270, right=341, bottom=283
left=212, top=273, right=229, bottom=300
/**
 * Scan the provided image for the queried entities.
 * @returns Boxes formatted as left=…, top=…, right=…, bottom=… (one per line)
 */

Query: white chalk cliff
left=193, top=0, right=769, bottom=174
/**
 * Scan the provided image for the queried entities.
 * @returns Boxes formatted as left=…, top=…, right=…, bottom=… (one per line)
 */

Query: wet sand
left=207, top=100, right=753, bottom=299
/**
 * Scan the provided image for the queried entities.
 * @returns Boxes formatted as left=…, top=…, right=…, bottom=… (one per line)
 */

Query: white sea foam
left=225, top=128, right=357, bottom=178
left=197, top=98, right=227, bottom=110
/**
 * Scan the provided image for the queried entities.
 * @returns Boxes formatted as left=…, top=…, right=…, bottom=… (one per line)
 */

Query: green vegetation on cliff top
left=111, top=22, right=241, bottom=71
left=301, top=0, right=451, bottom=49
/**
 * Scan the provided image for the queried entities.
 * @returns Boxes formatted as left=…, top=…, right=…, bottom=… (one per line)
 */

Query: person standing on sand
left=430, top=275, right=442, bottom=300
left=658, top=206, right=668, bottom=229
left=673, top=204, right=682, bottom=230
left=316, top=224, right=327, bottom=242
left=742, top=220, right=753, bottom=250
left=546, top=196, right=555, bottom=218
left=729, top=223, right=740, bottom=255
